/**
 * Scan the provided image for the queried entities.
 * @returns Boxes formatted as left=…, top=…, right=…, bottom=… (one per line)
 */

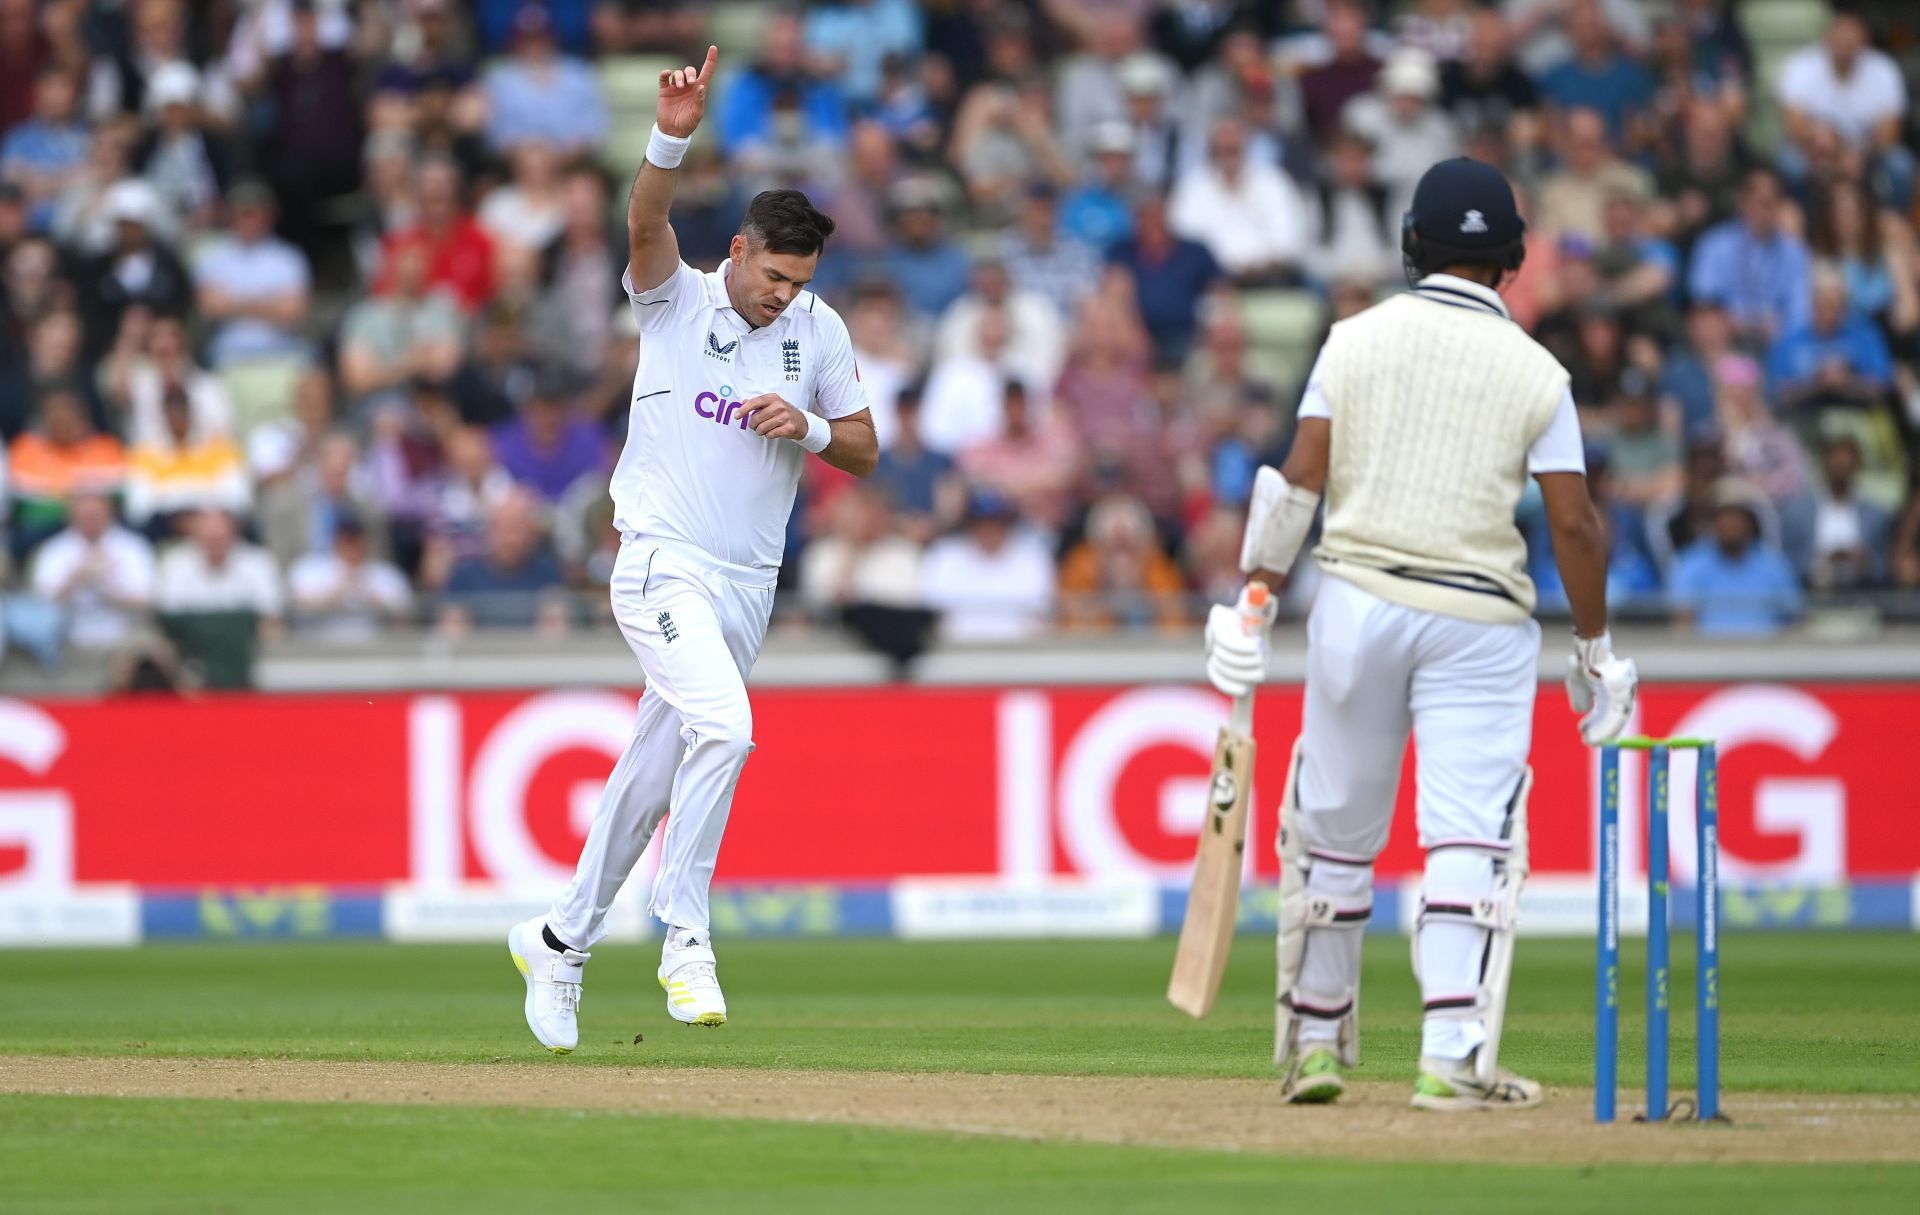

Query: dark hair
left=1808, top=177, right=1881, bottom=262
left=1401, top=214, right=1526, bottom=280
left=740, top=189, right=836, bottom=256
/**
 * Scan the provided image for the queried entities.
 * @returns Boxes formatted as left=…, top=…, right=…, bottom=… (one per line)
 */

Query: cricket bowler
left=510, top=46, right=878, bottom=1050
left=1204, top=158, right=1638, bottom=1109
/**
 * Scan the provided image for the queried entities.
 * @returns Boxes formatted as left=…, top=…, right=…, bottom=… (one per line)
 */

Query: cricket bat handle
left=1229, top=583, right=1270, bottom=736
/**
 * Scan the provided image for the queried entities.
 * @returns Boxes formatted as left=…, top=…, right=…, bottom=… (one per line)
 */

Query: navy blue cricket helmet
left=1400, top=158, right=1527, bottom=284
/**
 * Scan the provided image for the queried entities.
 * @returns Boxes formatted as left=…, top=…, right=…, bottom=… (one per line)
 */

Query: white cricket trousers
left=549, top=538, right=775, bottom=948
left=1292, top=574, right=1539, bottom=1061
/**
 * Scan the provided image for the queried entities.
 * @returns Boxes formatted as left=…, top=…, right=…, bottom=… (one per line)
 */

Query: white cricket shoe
left=1410, top=1049, right=1543, bottom=1111
left=508, top=917, right=588, bottom=1054
left=658, top=928, right=727, bottom=1026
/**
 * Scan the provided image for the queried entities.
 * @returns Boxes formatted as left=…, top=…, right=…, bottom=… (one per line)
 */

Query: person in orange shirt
left=1058, top=492, right=1189, bottom=632
left=124, top=383, right=249, bottom=537
left=7, top=386, right=125, bottom=557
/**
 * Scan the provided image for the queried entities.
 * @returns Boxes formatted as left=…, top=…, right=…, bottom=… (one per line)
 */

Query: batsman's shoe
left=1283, top=1046, right=1347, bottom=1105
left=659, top=929, right=727, bottom=1026
left=508, top=917, right=588, bottom=1054
left=1410, top=1051, right=1543, bottom=1112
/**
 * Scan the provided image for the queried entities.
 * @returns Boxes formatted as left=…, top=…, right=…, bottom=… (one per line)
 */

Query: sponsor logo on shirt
left=705, top=332, right=738, bottom=362
left=693, top=388, right=756, bottom=431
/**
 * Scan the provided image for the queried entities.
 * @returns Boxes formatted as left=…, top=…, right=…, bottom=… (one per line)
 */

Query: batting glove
left=1566, top=632, right=1638, bottom=746
left=1204, top=584, right=1278, bottom=699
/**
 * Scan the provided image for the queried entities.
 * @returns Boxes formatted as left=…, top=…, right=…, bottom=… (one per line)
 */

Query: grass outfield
left=1, top=933, right=1916, bottom=1212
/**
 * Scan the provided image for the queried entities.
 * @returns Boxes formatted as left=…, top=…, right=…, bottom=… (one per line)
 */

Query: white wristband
left=797, top=410, right=832, bottom=454
left=645, top=124, right=691, bottom=170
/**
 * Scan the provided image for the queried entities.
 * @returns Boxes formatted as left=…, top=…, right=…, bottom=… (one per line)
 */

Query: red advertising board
left=0, top=683, right=1908, bottom=891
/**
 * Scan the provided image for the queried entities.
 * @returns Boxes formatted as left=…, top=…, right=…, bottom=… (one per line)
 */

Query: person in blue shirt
left=1687, top=167, right=1814, bottom=347
left=714, top=11, right=850, bottom=155
left=803, top=0, right=923, bottom=109
left=1103, top=191, right=1221, bottom=363
left=871, top=384, right=959, bottom=543
left=0, top=67, right=90, bottom=232
left=482, top=6, right=607, bottom=156
left=1669, top=483, right=1803, bottom=636
left=1536, top=1, right=1654, bottom=145
left=1058, top=122, right=1138, bottom=252
left=1765, top=266, right=1895, bottom=411
left=881, top=180, right=971, bottom=319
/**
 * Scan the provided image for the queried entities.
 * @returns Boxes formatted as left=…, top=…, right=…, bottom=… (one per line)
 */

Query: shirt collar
left=705, top=258, right=798, bottom=333
left=1414, top=272, right=1511, bottom=320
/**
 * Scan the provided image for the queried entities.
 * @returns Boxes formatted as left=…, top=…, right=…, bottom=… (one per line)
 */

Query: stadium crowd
left=2, top=0, right=1919, bottom=685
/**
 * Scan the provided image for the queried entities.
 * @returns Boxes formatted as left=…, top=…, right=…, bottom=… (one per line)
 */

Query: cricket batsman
left=510, top=46, right=877, bottom=1050
left=1203, top=159, right=1637, bottom=1109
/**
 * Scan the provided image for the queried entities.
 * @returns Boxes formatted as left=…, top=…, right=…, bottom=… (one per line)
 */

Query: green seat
left=219, top=355, right=308, bottom=439
left=599, top=55, right=679, bottom=110
left=1237, top=288, right=1326, bottom=391
left=1740, top=0, right=1829, bottom=48
left=709, top=2, right=770, bottom=58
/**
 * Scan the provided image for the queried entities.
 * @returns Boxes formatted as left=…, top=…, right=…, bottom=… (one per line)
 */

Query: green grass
left=2, top=933, right=1917, bottom=1092
left=2, top=934, right=1915, bottom=1212
left=3, top=1094, right=1916, bottom=1215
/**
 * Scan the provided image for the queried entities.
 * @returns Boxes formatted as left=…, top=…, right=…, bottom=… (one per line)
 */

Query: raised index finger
left=695, top=45, right=719, bottom=84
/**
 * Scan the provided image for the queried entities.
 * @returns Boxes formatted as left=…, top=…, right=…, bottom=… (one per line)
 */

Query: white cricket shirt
left=613, top=259, right=868, bottom=579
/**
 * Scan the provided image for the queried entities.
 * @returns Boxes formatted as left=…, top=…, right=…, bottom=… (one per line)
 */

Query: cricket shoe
left=658, top=928, right=727, bottom=1026
left=1282, top=1046, right=1346, bottom=1105
left=508, top=917, right=588, bottom=1054
left=1410, top=1050, right=1543, bottom=1112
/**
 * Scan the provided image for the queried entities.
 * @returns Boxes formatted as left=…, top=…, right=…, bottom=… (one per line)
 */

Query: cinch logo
left=693, top=389, right=755, bottom=430
left=705, top=332, right=737, bottom=361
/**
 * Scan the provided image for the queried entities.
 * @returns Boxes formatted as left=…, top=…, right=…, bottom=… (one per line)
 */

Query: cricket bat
left=1167, top=584, right=1267, bottom=1018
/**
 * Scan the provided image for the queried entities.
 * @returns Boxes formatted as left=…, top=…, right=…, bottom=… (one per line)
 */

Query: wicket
left=1596, top=736, right=1724, bottom=1124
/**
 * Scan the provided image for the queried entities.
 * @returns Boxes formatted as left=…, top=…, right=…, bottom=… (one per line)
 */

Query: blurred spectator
left=531, top=164, right=620, bottom=379
left=1645, top=6, right=1746, bottom=132
left=1536, top=107, right=1652, bottom=242
left=1591, top=191, right=1677, bottom=335
left=935, top=255, right=1065, bottom=392
left=423, top=425, right=515, bottom=585
left=950, top=79, right=1073, bottom=227
left=1669, top=481, right=1803, bottom=636
left=1, top=65, right=88, bottom=229
left=844, top=280, right=920, bottom=449
left=124, top=382, right=249, bottom=536
left=193, top=181, right=310, bottom=367
left=802, top=0, right=921, bottom=109
left=1792, top=435, right=1889, bottom=592
left=1775, top=8, right=1910, bottom=210
left=920, top=489, right=1055, bottom=642
left=2, top=307, right=94, bottom=441
left=1766, top=267, right=1894, bottom=413
left=288, top=514, right=413, bottom=642
left=1807, top=177, right=1920, bottom=348
left=482, top=4, right=606, bottom=156
left=135, top=63, right=232, bottom=233
left=104, top=312, right=233, bottom=447
left=7, top=387, right=124, bottom=557
left=438, top=487, right=568, bottom=633
left=669, top=147, right=752, bottom=267
left=1003, top=183, right=1101, bottom=324
left=1059, top=121, right=1138, bottom=252
left=491, top=369, right=609, bottom=503
left=1536, top=0, right=1653, bottom=145
left=478, top=140, right=567, bottom=256
left=921, top=307, right=1025, bottom=456
left=957, top=380, right=1079, bottom=532
left=882, top=178, right=970, bottom=320
left=1712, top=354, right=1808, bottom=515
left=1104, top=190, right=1221, bottom=362
left=340, top=237, right=466, bottom=406
left=1181, top=24, right=1300, bottom=175
left=1057, top=492, right=1186, bottom=631
left=1055, top=292, right=1158, bottom=487
left=871, top=385, right=960, bottom=545
left=1397, top=0, right=1474, bottom=62
left=258, top=0, right=364, bottom=258
left=1597, top=372, right=1680, bottom=509
left=26, top=489, right=155, bottom=652
left=1298, top=1, right=1381, bottom=142
left=715, top=9, right=847, bottom=157
left=1342, top=48, right=1459, bottom=219
left=454, top=299, right=537, bottom=427
left=1658, top=301, right=1736, bottom=439
left=1687, top=168, right=1812, bottom=346
left=1183, top=304, right=1275, bottom=422
left=0, top=0, right=46, bottom=132
left=376, top=0, right=480, bottom=100
left=1440, top=9, right=1540, bottom=161
left=1651, top=97, right=1748, bottom=249
left=797, top=481, right=925, bottom=618
left=154, top=507, right=284, bottom=688
left=75, top=180, right=191, bottom=357
left=1523, top=446, right=1661, bottom=615
left=376, top=157, right=495, bottom=313
left=473, top=0, right=594, bottom=54
left=1169, top=116, right=1308, bottom=285
left=1057, top=30, right=1176, bottom=173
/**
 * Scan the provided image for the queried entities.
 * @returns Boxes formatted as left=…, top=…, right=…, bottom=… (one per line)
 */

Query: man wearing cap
left=1342, top=47, right=1460, bottom=219
left=509, top=47, right=877, bottom=1049
left=1204, top=157, right=1636, bottom=1110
